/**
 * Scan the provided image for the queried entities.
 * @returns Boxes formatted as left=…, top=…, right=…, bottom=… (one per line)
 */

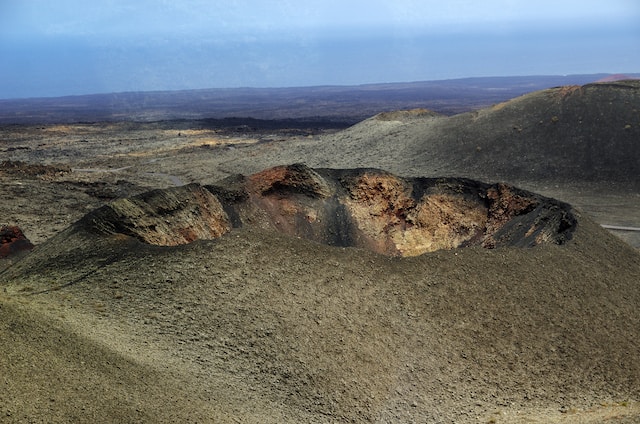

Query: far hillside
left=276, top=80, right=640, bottom=187
left=1, top=74, right=637, bottom=124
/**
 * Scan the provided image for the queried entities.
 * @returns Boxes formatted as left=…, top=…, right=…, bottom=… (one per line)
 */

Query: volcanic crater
left=81, top=164, right=576, bottom=256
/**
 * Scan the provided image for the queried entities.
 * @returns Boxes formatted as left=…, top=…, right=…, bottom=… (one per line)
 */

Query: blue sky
left=1, top=0, right=639, bottom=98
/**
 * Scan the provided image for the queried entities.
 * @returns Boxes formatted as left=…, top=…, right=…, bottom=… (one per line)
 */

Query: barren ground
left=1, top=120, right=640, bottom=423
left=1, top=121, right=638, bottom=247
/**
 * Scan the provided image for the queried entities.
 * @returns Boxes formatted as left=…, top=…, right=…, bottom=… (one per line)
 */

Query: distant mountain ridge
left=1, top=74, right=637, bottom=124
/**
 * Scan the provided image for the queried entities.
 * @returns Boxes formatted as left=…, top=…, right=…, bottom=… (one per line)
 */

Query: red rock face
left=216, top=165, right=576, bottom=256
left=80, top=165, right=576, bottom=256
left=342, top=173, right=490, bottom=256
left=0, top=226, right=34, bottom=258
left=247, top=163, right=330, bottom=199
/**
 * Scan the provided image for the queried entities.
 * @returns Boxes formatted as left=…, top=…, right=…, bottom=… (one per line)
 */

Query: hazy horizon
left=1, top=0, right=639, bottom=99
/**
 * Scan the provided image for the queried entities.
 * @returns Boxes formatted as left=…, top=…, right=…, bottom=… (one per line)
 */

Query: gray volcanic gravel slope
left=2, top=192, right=640, bottom=422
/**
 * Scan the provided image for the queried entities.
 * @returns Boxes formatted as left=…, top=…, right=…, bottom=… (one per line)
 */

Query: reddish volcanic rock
left=77, top=165, right=576, bottom=256
left=0, top=225, right=34, bottom=258
left=247, top=163, right=331, bottom=198
left=211, top=165, right=576, bottom=256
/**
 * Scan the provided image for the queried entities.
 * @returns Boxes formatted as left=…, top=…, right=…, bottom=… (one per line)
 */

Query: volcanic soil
left=1, top=81, right=640, bottom=423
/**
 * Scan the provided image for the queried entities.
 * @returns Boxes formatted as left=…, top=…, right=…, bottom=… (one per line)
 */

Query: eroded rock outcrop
left=81, top=184, right=231, bottom=246
left=0, top=226, right=34, bottom=258
left=80, top=165, right=576, bottom=256
left=223, top=165, right=575, bottom=256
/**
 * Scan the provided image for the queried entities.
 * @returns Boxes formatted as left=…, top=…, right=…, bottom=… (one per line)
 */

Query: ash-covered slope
left=2, top=167, right=639, bottom=423
left=426, top=80, right=640, bottom=183
left=262, top=81, right=640, bottom=186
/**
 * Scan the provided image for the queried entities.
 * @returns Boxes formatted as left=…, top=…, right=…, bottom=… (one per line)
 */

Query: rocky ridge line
left=77, top=165, right=576, bottom=257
